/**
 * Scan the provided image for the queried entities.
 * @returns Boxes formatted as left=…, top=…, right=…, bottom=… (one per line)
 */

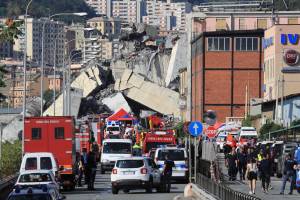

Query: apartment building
left=143, top=0, right=191, bottom=31
left=0, top=42, right=13, bottom=58
left=66, top=24, right=85, bottom=52
left=85, top=0, right=111, bottom=15
left=13, top=17, right=65, bottom=67
left=87, top=17, right=121, bottom=37
left=48, top=74, right=63, bottom=92
left=85, top=0, right=146, bottom=24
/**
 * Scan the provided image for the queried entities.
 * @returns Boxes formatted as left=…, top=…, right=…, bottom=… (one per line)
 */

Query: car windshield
left=103, top=142, right=131, bottom=154
left=116, top=160, right=144, bottom=168
left=19, top=173, right=52, bottom=183
left=240, top=135, right=257, bottom=140
left=107, top=127, right=120, bottom=132
left=157, top=149, right=185, bottom=161
left=8, top=194, right=51, bottom=200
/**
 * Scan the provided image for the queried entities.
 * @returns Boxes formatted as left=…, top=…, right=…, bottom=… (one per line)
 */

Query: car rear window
left=116, top=160, right=144, bottom=168
left=9, top=194, right=51, bottom=200
left=25, top=158, right=37, bottom=170
left=19, top=173, right=52, bottom=183
left=40, top=157, right=52, bottom=170
left=158, top=149, right=185, bottom=161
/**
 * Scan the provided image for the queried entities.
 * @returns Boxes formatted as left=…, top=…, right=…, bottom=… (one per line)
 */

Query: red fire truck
left=137, top=130, right=176, bottom=155
left=24, top=116, right=76, bottom=190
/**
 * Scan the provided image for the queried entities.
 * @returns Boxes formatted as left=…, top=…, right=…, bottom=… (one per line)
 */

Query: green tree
left=0, top=141, right=22, bottom=178
left=242, top=116, right=252, bottom=127
left=259, top=121, right=283, bottom=136
left=0, top=19, right=23, bottom=44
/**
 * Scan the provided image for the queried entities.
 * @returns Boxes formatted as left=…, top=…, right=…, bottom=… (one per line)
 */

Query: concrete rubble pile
left=112, top=24, right=188, bottom=88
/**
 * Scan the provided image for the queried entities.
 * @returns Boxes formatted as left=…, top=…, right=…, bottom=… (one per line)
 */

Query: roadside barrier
left=196, top=173, right=261, bottom=200
left=0, top=175, right=18, bottom=200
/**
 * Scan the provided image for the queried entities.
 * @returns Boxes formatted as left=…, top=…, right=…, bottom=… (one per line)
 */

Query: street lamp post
left=22, top=0, right=33, bottom=156
left=40, top=12, right=87, bottom=116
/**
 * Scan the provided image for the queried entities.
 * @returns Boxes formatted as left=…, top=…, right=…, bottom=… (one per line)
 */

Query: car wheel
left=112, top=186, right=119, bottom=194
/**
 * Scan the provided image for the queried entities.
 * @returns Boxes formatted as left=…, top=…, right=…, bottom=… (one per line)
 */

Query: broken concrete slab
left=102, top=92, right=131, bottom=113
left=43, top=88, right=83, bottom=117
left=116, top=69, right=180, bottom=117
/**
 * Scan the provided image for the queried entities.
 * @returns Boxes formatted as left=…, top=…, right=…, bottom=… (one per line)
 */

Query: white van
left=100, top=139, right=132, bottom=174
left=20, top=153, right=59, bottom=178
left=154, top=147, right=188, bottom=182
left=239, top=127, right=258, bottom=145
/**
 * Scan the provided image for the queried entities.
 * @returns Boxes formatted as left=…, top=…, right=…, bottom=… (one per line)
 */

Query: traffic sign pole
left=188, top=121, right=203, bottom=183
left=194, top=137, right=197, bottom=183
left=188, top=134, right=191, bottom=182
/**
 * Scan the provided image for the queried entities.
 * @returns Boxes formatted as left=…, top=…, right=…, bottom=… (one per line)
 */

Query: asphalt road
left=63, top=170, right=185, bottom=200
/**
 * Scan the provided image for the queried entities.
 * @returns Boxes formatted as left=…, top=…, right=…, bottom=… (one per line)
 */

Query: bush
left=0, top=141, right=22, bottom=178
left=259, top=121, right=283, bottom=136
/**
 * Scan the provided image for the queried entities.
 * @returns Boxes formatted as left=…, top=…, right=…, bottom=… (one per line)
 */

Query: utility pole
left=245, top=85, right=248, bottom=118
left=0, top=123, right=3, bottom=168
left=275, top=76, right=280, bottom=123
left=281, top=74, right=285, bottom=125
left=53, top=39, right=57, bottom=116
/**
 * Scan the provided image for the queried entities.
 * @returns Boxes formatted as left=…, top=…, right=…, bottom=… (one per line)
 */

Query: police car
left=7, top=184, right=65, bottom=200
left=154, top=146, right=188, bottom=182
left=15, top=170, right=59, bottom=191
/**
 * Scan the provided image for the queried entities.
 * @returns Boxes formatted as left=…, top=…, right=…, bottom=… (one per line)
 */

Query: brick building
left=191, top=30, right=264, bottom=122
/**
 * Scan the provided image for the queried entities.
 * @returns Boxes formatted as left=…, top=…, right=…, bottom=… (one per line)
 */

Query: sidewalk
left=217, top=153, right=300, bottom=199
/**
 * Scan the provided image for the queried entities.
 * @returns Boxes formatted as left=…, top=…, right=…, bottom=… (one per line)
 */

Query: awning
left=107, top=108, right=134, bottom=121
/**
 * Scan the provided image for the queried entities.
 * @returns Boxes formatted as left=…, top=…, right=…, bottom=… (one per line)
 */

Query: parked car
left=7, top=184, right=65, bottom=200
left=154, top=147, right=188, bottom=182
left=111, top=157, right=162, bottom=194
left=16, top=170, right=59, bottom=191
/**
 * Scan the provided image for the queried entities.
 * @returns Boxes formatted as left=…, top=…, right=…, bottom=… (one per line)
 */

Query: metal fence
left=260, top=124, right=300, bottom=141
left=196, top=173, right=262, bottom=200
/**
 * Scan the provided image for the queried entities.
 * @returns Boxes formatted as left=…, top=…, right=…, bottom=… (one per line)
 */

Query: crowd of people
left=224, top=143, right=300, bottom=195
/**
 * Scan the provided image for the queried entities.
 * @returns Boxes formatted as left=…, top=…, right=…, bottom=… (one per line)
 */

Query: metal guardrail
left=196, top=173, right=261, bottom=200
left=0, top=175, right=18, bottom=200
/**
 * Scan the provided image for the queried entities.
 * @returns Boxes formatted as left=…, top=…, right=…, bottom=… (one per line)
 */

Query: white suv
left=111, top=157, right=162, bottom=194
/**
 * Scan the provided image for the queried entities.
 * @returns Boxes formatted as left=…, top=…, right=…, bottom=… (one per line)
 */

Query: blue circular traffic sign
left=188, top=121, right=203, bottom=137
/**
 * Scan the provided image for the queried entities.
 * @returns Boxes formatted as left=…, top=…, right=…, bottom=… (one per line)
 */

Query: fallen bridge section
left=115, top=69, right=180, bottom=117
left=44, top=66, right=103, bottom=117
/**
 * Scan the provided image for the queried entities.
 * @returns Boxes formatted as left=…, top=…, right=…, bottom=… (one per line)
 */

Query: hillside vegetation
left=0, top=0, right=95, bottom=21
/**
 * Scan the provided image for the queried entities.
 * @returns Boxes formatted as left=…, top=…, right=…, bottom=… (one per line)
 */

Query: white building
left=143, top=0, right=191, bottom=31
left=85, top=0, right=146, bottom=24
left=14, top=17, right=65, bottom=67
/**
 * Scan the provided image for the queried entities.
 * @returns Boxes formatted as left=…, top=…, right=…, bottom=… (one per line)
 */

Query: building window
left=236, top=37, right=258, bottom=51
left=288, top=18, right=298, bottom=24
left=207, top=37, right=230, bottom=51
left=32, top=128, right=42, bottom=140
left=55, top=127, right=65, bottom=139
left=216, top=18, right=227, bottom=31
left=257, top=19, right=268, bottom=29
